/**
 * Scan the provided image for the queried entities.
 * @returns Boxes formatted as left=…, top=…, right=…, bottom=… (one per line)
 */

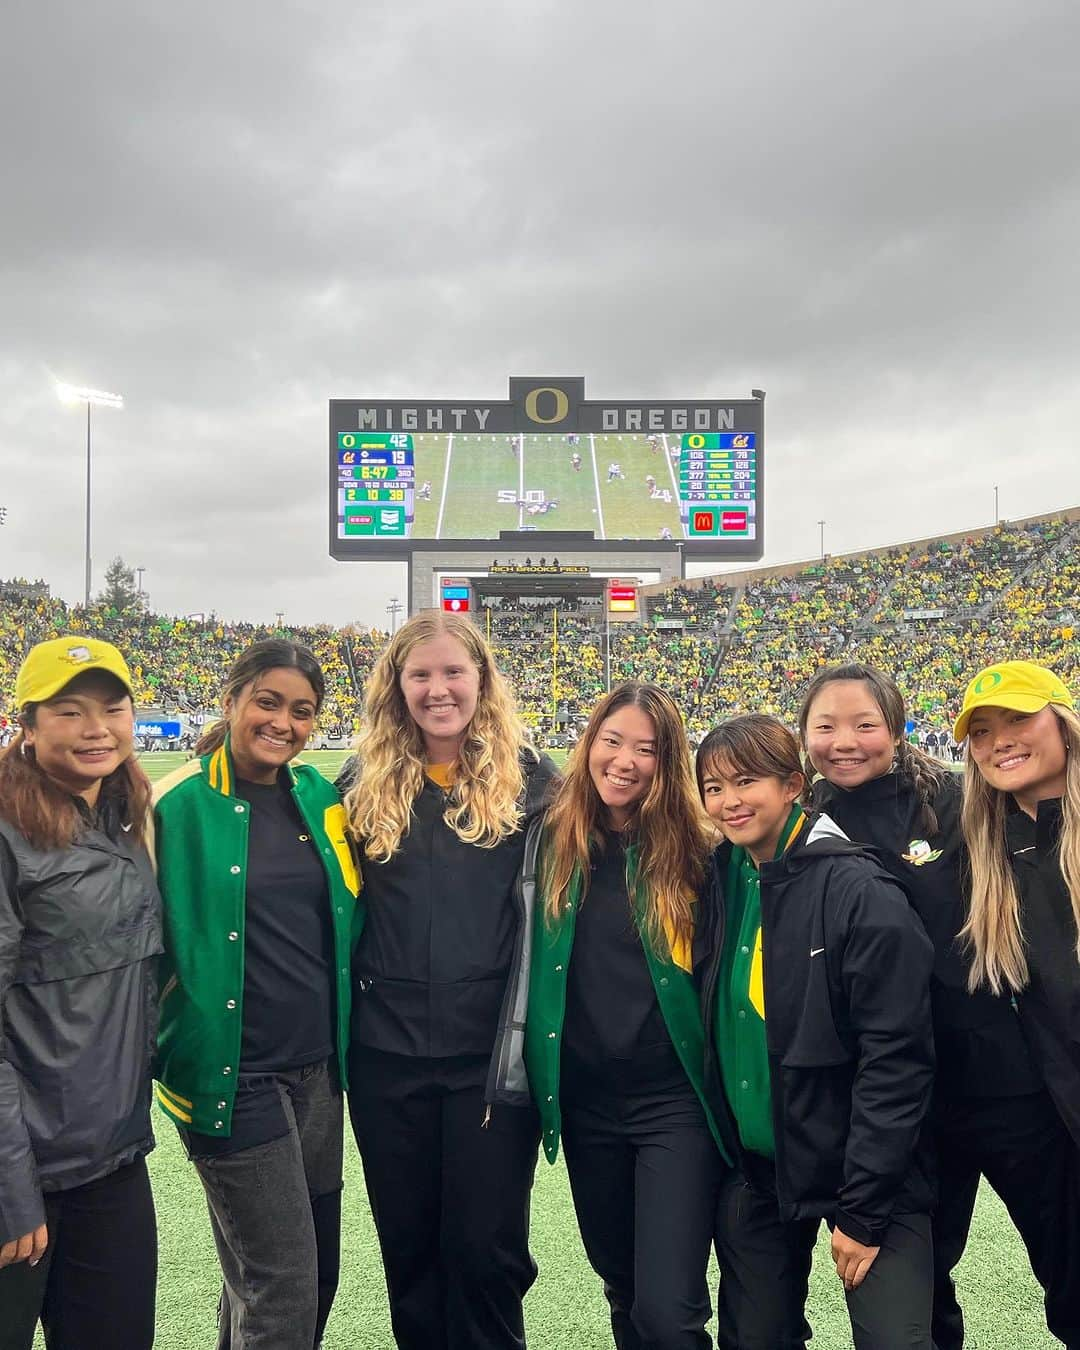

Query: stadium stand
left=2, top=510, right=1077, bottom=747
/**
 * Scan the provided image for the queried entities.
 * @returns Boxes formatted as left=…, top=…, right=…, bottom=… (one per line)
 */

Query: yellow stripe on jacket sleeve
left=155, top=1083, right=194, bottom=1123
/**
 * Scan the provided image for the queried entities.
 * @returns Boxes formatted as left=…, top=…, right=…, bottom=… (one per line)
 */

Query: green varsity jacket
left=524, top=841, right=729, bottom=1165
left=152, top=740, right=363, bottom=1136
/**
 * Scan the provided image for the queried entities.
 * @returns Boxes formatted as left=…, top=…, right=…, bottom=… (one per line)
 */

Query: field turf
left=104, top=751, right=1057, bottom=1349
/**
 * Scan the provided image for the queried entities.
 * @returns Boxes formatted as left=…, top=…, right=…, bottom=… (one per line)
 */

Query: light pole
left=56, top=383, right=124, bottom=609
left=136, top=567, right=146, bottom=606
left=386, top=598, right=403, bottom=634
left=817, top=519, right=826, bottom=560
left=994, top=485, right=999, bottom=525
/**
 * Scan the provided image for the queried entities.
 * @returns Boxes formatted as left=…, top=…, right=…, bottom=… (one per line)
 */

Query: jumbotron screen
left=329, top=378, right=764, bottom=562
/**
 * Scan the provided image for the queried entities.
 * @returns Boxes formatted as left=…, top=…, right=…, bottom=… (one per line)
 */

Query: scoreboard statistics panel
left=329, top=378, right=764, bottom=563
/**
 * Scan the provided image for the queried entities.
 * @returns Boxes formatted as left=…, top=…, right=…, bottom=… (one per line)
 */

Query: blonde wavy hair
left=960, top=703, right=1080, bottom=994
left=541, top=682, right=712, bottom=957
left=344, top=611, right=531, bottom=860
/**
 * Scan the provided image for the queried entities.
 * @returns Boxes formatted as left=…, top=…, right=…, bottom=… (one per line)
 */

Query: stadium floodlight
left=56, top=383, right=124, bottom=409
left=56, top=380, right=125, bottom=609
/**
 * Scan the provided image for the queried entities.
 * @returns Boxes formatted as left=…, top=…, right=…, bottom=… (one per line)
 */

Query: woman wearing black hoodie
left=800, top=662, right=1080, bottom=1350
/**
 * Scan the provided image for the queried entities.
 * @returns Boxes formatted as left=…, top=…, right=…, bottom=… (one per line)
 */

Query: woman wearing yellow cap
left=0, top=637, right=161, bottom=1350
left=955, top=660, right=1080, bottom=1320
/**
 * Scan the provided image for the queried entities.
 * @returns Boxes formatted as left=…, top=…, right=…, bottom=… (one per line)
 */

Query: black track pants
left=347, top=1049, right=540, bottom=1350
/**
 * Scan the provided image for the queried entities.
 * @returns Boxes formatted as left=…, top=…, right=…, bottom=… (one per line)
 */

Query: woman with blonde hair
left=956, top=660, right=1080, bottom=1152
left=341, top=610, right=558, bottom=1350
left=525, top=681, right=725, bottom=1349
left=799, top=662, right=1078, bottom=1349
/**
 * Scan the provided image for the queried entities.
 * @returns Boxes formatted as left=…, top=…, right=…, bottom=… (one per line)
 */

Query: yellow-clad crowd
left=1, top=514, right=1077, bottom=742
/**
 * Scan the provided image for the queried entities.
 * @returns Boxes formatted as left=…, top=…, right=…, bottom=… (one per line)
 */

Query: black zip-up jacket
left=1006, top=799, right=1080, bottom=1147
left=338, top=750, right=559, bottom=1065
left=0, top=798, right=162, bottom=1245
left=812, top=772, right=1042, bottom=1100
left=695, top=813, right=935, bottom=1247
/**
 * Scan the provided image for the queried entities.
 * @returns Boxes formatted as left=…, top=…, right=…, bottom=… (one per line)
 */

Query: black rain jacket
left=337, top=750, right=559, bottom=1076
left=1006, top=799, right=1080, bottom=1148
left=695, top=813, right=935, bottom=1247
left=812, top=772, right=1042, bottom=1100
left=0, top=797, right=162, bottom=1245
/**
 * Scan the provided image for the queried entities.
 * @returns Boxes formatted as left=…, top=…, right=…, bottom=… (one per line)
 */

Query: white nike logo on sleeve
left=810, top=947, right=825, bottom=957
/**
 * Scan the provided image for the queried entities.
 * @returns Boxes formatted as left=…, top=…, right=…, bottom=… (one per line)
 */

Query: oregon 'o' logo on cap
left=973, top=670, right=1004, bottom=695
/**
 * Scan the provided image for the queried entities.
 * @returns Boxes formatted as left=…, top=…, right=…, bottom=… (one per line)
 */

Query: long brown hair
left=0, top=713, right=151, bottom=851
left=195, top=640, right=326, bottom=755
left=798, top=662, right=947, bottom=833
left=541, top=682, right=711, bottom=955
left=960, top=704, right=1080, bottom=994
left=345, top=612, right=531, bottom=860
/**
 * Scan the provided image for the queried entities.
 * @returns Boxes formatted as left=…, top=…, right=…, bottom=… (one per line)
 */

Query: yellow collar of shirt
left=425, top=761, right=456, bottom=790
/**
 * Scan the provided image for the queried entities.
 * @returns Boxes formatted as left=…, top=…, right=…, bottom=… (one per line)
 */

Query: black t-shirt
left=562, top=832, right=689, bottom=1099
left=236, top=775, right=334, bottom=1073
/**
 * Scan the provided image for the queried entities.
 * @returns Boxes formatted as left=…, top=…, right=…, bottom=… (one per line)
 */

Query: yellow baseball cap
left=953, top=660, right=1074, bottom=743
left=15, top=637, right=134, bottom=708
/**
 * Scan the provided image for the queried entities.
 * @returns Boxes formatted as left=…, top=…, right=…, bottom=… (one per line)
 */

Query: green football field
left=408, top=432, right=687, bottom=542
left=108, top=751, right=1057, bottom=1349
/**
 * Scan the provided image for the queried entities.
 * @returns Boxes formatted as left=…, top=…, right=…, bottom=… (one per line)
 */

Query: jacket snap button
left=226, top=1000, right=236, bottom=1010
left=554, top=964, right=563, bottom=972
left=324, top=847, right=331, bottom=855
left=547, top=1095, right=553, bottom=1102
left=548, top=1032, right=556, bottom=1039
left=299, top=833, right=310, bottom=842
left=659, top=977, right=669, bottom=986
left=228, top=931, right=238, bottom=941
left=740, top=945, right=750, bottom=955
left=217, top=1100, right=227, bottom=1109
left=230, top=865, right=241, bottom=875
left=223, top=1066, right=232, bottom=1075
left=215, top=1120, right=224, bottom=1129
left=234, top=804, right=245, bottom=813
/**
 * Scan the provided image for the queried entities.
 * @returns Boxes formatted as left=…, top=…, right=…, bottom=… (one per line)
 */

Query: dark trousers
left=560, top=1088, right=720, bottom=1349
left=713, top=1167, right=932, bottom=1350
left=931, top=1090, right=1080, bottom=1350
left=186, top=1060, right=344, bottom=1350
left=0, top=1157, right=156, bottom=1350
left=347, top=1049, right=540, bottom=1350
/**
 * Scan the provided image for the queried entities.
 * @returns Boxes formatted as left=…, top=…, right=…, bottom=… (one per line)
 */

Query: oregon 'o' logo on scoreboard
left=509, top=376, right=583, bottom=431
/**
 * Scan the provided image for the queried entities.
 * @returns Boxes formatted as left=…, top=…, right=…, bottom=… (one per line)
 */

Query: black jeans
left=0, top=1156, right=156, bottom=1350
left=561, top=1087, right=720, bottom=1350
left=184, top=1059, right=344, bottom=1350
left=931, top=1090, right=1080, bottom=1350
left=713, top=1165, right=932, bottom=1350
left=347, top=1048, right=540, bottom=1350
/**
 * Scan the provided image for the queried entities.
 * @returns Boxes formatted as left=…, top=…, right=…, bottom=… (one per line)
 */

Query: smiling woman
left=0, top=637, right=161, bottom=1350
left=339, top=611, right=558, bottom=1350
left=151, top=639, right=361, bottom=1350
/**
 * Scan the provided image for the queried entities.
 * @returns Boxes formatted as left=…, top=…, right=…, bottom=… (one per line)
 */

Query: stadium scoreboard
left=330, top=377, right=764, bottom=564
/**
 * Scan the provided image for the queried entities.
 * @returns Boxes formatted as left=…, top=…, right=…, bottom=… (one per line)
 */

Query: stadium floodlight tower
left=56, top=382, right=125, bottom=610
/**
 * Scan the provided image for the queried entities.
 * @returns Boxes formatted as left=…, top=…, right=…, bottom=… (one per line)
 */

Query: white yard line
left=434, top=434, right=454, bottom=539
left=662, top=434, right=688, bottom=538
left=517, top=434, right=525, bottom=530
left=589, top=434, right=606, bottom=539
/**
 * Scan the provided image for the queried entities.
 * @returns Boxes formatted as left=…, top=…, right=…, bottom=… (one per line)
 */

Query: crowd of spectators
left=2, top=513, right=1077, bottom=748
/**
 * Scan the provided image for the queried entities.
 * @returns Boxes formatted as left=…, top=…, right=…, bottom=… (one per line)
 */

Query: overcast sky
left=2, top=0, right=1078, bottom=627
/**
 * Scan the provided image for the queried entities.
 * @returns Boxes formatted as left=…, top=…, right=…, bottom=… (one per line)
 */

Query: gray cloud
left=2, top=0, right=1078, bottom=623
